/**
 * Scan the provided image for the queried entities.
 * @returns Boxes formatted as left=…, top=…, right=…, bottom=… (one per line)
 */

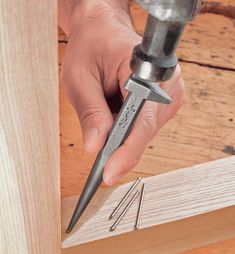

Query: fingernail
left=104, top=172, right=122, bottom=186
left=84, top=128, right=99, bottom=152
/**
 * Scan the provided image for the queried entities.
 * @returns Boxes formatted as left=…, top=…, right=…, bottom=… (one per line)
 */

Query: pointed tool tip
left=66, top=224, right=74, bottom=234
left=66, top=229, right=72, bottom=234
left=66, top=215, right=80, bottom=234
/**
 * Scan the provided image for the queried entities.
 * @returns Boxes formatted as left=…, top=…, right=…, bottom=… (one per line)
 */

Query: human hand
left=59, top=0, right=184, bottom=185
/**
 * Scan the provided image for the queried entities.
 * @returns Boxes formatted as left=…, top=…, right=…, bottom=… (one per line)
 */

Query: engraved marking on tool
left=118, top=103, right=136, bottom=129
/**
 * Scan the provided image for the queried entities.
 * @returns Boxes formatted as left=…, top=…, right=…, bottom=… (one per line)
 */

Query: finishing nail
left=110, top=188, right=140, bottom=232
left=109, top=177, right=141, bottom=220
left=135, top=183, right=146, bottom=229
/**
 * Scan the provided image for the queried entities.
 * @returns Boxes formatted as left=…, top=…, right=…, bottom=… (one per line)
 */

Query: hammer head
left=134, top=0, right=203, bottom=22
left=125, top=75, right=171, bottom=104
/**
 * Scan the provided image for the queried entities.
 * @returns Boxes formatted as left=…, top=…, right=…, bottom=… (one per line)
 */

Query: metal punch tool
left=66, top=0, right=203, bottom=233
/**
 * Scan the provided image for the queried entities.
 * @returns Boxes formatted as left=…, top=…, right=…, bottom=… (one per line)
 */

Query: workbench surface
left=59, top=0, right=235, bottom=252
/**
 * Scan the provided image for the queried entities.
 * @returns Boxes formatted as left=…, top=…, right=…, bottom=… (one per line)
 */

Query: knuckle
left=80, top=106, right=105, bottom=127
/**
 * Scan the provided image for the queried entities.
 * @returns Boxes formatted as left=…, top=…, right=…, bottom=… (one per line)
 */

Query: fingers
left=62, top=66, right=113, bottom=153
left=103, top=101, right=157, bottom=185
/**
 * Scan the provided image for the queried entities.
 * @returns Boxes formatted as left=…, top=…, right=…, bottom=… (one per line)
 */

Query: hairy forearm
left=58, top=0, right=130, bottom=36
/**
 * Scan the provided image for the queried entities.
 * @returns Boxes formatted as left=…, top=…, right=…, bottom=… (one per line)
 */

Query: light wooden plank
left=62, top=157, right=235, bottom=248
left=62, top=207, right=235, bottom=254
left=0, top=0, right=60, bottom=253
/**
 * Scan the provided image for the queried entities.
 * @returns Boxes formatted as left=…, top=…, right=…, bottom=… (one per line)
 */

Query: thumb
left=64, top=72, right=113, bottom=154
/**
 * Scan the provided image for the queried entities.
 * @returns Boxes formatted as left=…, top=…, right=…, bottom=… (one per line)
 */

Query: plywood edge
left=62, top=156, right=235, bottom=248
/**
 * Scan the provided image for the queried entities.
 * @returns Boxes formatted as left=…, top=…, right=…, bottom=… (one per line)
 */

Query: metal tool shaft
left=66, top=80, right=152, bottom=233
left=110, top=189, right=141, bottom=232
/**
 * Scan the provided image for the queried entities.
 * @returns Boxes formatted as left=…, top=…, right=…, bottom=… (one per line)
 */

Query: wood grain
left=62, top=206, right=235, bottom=254
left=62, top=157, right=235, bottom=248
left=182, top=237, right=235, bottom=254
left=0, top=0, right=60, bottom=253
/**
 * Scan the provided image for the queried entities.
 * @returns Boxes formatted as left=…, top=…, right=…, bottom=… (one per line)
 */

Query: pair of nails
left=109, top=177, right=146, bottom=231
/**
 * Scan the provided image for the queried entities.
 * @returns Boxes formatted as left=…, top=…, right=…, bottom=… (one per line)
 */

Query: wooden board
left=62, top=207, right=235, bottom=254
left=62, top=157, right=235, bottom=249
left=0, top=0, right=60, bottom=253
left=182, top=238, right=235, bottom=254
